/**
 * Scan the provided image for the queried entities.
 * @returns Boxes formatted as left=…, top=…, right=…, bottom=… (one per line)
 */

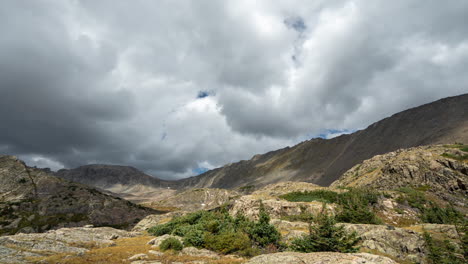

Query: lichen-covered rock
left=341, top=223, right=425, bottom=263
left=245, top=252, right=397, bottom=264
left=229, top=195, right=335, bottom=220
left=179, top=247, right=219, bottom=258
left=128, top=253, right=148, bottom=261
left=133, top=212, right=185, bottom=232
left=0, top=226, right=138, bottom=263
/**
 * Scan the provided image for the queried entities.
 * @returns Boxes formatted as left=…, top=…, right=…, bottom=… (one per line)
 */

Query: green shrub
left=290, top=214, right=360, bottom=253
left=204, top=231, right=251, bottom=254
left=147, top=207, right=280, bottom=256
left=159, top=237, right=183, bottom=252
left=396, top=187, right=427, bottom=209
left=280, top=190, right=339, bottom=203
left=183, top=228, right=205, bottom=247
left=147, top=223, right=172, bottom=236
left=421, top=205, right=464, bottom=225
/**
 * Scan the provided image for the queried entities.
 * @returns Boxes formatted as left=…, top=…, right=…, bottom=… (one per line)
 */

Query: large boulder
left=342, top=224, right=425, bottom=263
left=246, top=252, right=397, bottom=264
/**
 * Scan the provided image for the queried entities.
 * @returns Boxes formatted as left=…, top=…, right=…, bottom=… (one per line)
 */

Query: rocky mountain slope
left=0, top=155, right=158, bottom=236
left=55, top=94, right=468, bottom=195
left=331, top=144, right=468, bottom=206
left=176, top=94, right=468, bottom=189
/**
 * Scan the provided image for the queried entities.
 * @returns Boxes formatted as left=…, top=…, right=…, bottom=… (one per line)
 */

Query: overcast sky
left=1, top=1, right=467, bottom=179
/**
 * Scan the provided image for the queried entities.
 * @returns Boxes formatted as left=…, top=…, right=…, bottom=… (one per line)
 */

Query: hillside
left=0, top=155, right=158, bottom=236
left=175, top=93, right=468, bottom=189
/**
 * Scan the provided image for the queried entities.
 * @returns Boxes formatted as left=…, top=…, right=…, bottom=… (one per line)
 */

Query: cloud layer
left=1, top=0, right=467, bottom=179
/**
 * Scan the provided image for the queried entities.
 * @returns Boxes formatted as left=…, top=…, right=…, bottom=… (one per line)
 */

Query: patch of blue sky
left=192, top=167, right=209, bottom=175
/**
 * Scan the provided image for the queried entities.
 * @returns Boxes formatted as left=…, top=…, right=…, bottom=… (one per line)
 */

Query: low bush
left=421, top=205, right=464, bottom=225
left=396, top=187, right=464, bottom=224
left=290, top=213, right=360, bottom=253
left=159, top=237, right=183, bottom=252
left=280, top=190, right=339, bottom=203
left=424, top=231, right=465, bottom=264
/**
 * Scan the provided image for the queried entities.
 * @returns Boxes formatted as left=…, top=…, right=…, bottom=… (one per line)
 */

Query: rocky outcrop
left=0, top=155, right=158, bottom=235
left=229, top=195, right=335, bottom=220
left=270, top=219, right=429, bottom=263
left=133, top=212, right=185, bottom=232
left=331, top=145, right=468, bottom=204
left=0, top=226, right=138, bottom=263
left=342, top=224, right=426, bottom=263
left=148, top=188, right=240, bottom=212
left=245, top=252, right=397, bottom=264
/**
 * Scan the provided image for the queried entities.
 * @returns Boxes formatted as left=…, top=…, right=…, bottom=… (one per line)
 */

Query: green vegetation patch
left=160, top=237, right=183, bottom=252
left=290, top=213, right=361, bottom=253
left=424, top=231, right=466, bottom=264
left=441, top=153, right=468, bottom=161
left=280, top=188, right=382, bottom=224
left=148, top=205, right=281, bottom=256
left=396, top=187, right=465, bottom=225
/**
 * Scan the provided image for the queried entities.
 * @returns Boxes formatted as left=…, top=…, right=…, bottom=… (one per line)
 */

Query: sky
left=1, top=1, right=468, bottom=179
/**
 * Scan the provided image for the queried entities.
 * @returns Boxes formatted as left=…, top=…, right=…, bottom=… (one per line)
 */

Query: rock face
left=0, top=226, right=138, bottom=263
left=342, top=224, right=426, bottom=263
left=229, top=195, right=335, bottom=220
left=331, top=145, right=468, bottom=204
left=174, top=94, right=468, bottom=189
left=245, top=252, right=397, bottom=264
left=0, top=155, right=158, bottom=235
left=133, top=212, right=185, bottom=232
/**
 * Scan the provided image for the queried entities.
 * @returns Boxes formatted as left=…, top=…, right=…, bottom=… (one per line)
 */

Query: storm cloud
left=1, top=0, right=467, bottom=179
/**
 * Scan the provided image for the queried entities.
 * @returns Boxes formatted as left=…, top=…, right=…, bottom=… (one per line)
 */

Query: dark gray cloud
left=1, top=0, right=467, bottom=179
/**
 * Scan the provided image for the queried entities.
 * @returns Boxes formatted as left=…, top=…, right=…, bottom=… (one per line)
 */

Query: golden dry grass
left=29, top=235, right=245, bottom=264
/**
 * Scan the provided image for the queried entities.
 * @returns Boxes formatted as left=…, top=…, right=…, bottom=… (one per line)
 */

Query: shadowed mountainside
left=0, top=156, right=159, bottom=235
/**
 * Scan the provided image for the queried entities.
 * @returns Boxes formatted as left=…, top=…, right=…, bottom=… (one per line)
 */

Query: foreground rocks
left=0, top=226, right=138, bottom=263
left=246, top=252, right=397, bottom=264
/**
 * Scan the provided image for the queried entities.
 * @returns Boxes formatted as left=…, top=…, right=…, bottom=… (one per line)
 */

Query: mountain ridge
left=55, top=93, right=468, bottom=192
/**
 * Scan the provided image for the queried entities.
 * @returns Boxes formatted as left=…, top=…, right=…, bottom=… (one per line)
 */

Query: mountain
left=0, top=155, right=158, bottom=235
left=55, top=165, right=177, bottom=203
left=175, top=93, right=468, bottom=188
left=55, top=94, right=468, bottom=193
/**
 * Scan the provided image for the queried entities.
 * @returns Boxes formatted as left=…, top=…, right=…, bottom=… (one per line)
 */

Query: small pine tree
left=248, top=203, right=281, bottom=247
left=291, top=213, right=361, bottom=253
